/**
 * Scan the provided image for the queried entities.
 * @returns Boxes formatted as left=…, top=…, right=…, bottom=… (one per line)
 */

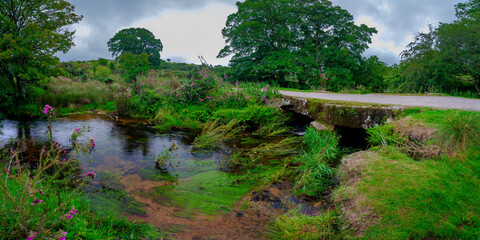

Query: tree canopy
left=108, top=28, right=163, bottom=68
left=0, top=0, right=82, bottom=102
left=392, top=0, right=480, bottom=96
left=437, top=0, right=480, bottom=95
left=218, top=0, right=377, bottom=89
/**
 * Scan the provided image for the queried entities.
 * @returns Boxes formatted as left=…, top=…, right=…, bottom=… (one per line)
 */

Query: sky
left=58, top=0, right=459, bottom=66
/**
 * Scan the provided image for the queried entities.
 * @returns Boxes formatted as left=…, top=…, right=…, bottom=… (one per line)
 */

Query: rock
left=310, top=121, right=334, bottom=131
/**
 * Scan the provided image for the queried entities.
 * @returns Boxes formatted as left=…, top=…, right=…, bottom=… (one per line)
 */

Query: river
left=1, top=114, right=301, bottom=239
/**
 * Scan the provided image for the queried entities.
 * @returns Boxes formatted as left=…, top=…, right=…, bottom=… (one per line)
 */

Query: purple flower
left=206, top=96, right=211, bottom=99
left=86, top=171, right=96, bottom=179
left=75, top=128, right=79, bottom=132
left=199, top=98, right=204, bottom=102
left=90, top=139, right=96, bottom=148
left=43, top=105, right=53, bottom=115
left=236, top=81, right=239, bottom=87
left=27, top=232, right=37, bottom=240
left=31, top=199, right=43, bottom=205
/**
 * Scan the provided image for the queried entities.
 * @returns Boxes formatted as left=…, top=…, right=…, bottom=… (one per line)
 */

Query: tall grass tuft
left=438, top=111, right=480, bottom=153
left=39, top=77, right=115, bottom=108
left=294, top=127, right=339, bottom=197
left=193, top=118, right=243, bottom=149
left=267, top=210, right=338, bottom=240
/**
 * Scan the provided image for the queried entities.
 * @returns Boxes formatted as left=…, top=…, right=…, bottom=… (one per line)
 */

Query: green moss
left=149, top=171, right=252, bottom=215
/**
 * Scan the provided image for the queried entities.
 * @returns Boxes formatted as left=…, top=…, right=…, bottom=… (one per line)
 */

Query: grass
left=193, top=118, right=242, bottom=149
left=294, top=127, right=339, bottom=197
left=437, top=111, right=480, bottom=152
left=0, top=171, right=166, bottom=239
left=39, top=77, right=116, bottom=112
left=351, top=148, right=480, bottom=239
left=267, top=210, right=339, bottom=240
left=333, top=109, right=480, bottom=239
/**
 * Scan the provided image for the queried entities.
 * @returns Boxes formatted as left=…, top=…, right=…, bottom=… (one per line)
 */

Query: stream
left=0, top=114, right=304, bottom=239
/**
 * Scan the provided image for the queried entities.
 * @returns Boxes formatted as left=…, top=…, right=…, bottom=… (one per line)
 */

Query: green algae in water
left=138, top=158, right=219, bottom=180
left=150, top=171, right=252, bottom=215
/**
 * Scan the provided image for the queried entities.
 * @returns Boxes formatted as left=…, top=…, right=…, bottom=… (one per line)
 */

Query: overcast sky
left=58, top=0, right=459, bottom=66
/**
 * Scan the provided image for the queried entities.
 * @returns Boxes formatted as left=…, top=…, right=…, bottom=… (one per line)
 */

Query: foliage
left=0, top=106, right=165, bottom=239
left=218, top=0, right=376, bottom=89
left=356, top=56, right=389, bottom=92
left=39, top=77, right=116, bottom=110
left=0, top=0, right=82, bottom=103
left=392, top=0, right=480, bottom=97
left=118, top=51, right=151, bottom=83
left=155, top=142, right=179, bottom=172
left=437, top=0, right=480, bottom=97
left=193, top=118, right=242, bottom=150
left=267, top=210, right=338, bottom=240
left=366, top=124, right=404, bottom=148
left=294, top=127, right=339, bottom=197
left=0, top=106, right=90, bottom=238
left=437, top=111, right=480, bottom=153
left=178, top=59, right=217, bottom=105
left=108, top=27, right=163, bottom=68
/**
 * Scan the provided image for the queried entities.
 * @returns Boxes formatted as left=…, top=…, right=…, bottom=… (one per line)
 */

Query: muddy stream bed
left=0, top=114, right=319, bottom=239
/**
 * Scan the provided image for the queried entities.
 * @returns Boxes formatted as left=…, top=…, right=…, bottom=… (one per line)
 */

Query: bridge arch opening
left=334, top=125, right=369, bottom=150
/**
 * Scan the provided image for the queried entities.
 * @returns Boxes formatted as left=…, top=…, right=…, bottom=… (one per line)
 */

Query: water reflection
left=0, top=114, right=248, bottom=216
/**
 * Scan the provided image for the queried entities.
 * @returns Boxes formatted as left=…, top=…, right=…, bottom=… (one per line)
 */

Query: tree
left=396, top=24, right=453, bottom=93
left=118, top=51, right=150, bottom=84
left=437, top=0, right=480, bottom=96
left=217, top=0, right=376, bottom=89
left=0, top=0, right=82, bottom=101
left=108, top=28, right=163, bottom=68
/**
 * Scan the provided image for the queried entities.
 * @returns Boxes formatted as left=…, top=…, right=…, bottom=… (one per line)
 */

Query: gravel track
left=280, top=90, right=480, bottom=112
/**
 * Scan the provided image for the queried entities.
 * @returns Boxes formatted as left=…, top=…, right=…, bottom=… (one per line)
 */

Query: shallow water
left=0, top=114, right=294, bottom=239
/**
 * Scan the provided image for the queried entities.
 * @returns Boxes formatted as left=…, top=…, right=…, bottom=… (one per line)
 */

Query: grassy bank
left=266, top=109, right=480, bottom=239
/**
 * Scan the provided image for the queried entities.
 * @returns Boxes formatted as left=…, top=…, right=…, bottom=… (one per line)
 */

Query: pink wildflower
left=27, top=232, right=37, bottom=240
left=86, top=171, right=96, bottom=179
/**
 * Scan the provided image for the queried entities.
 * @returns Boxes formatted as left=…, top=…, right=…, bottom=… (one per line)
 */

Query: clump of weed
left=294, top=127, right=339, bottom=197
left=155, top=142, right=179, bottom=172
left=267, top=210, right=339, bottom=240
left=438, top=111, right=480, bottom=154
left=367, top=119, right=442, bottom=160
left=193, top=118, right=243, bottom=149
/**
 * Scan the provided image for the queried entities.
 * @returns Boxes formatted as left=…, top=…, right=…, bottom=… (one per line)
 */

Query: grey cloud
left=59, top=0, right=237, bottom=61
left=331, top=0, right=458, bottom=64
left=166, top=55, right=191, bottom=63
left=363, top=48, right=400, bottom=66
left=60, top=0, right=459, bottom=66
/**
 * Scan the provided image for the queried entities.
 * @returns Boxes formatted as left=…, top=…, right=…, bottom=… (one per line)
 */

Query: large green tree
left=217, top=0, right=376, bottom=89
left=437, top=0, right=480, bottom=96
left=0, top=0, right=82, bottom=101
left=108, top=28, right=163, bottom=68
left=392, top=0, right=480, bottom=96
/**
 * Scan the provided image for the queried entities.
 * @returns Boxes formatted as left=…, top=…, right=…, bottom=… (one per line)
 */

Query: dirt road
left=280, top=90, right=480, bottom=111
